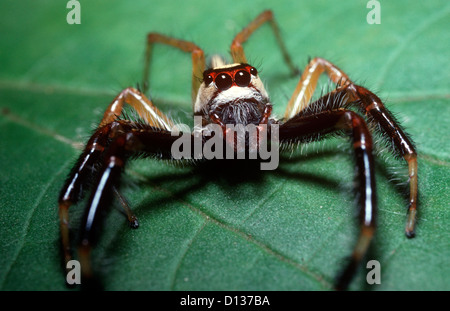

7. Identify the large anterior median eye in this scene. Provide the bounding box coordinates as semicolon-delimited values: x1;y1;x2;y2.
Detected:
235;70;251;87
215;73;233;91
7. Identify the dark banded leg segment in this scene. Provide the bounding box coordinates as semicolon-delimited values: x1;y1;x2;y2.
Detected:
280;109;376;290
78;136;127;279
285;58;418;237
343;84;418;237
74;123;183;280
282;57;417;237
58;125;111;265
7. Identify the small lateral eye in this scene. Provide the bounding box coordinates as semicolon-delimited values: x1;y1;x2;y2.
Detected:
235;70;251;87
215;73;233;90
250;66;258;76
203;74;213;86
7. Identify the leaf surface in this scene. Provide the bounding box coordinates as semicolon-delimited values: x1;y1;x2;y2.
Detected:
0;0;448;290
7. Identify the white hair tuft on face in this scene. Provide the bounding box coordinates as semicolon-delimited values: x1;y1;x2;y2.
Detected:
209;55;227;68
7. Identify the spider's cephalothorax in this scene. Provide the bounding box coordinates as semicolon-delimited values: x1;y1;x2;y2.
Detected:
193;57;274;153
194;58;271;128
58;10;419;290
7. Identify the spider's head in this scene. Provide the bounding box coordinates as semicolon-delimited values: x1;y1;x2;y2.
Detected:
194;60;270;127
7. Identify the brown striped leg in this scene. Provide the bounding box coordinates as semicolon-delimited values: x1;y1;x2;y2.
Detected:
284;57;352;119
342;84;418;237
230;10;298;75
280;108;376;290
143;33;206;106
284;56;418;237
99;87;174;130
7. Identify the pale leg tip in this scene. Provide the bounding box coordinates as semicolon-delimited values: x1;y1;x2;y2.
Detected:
405;208;417;239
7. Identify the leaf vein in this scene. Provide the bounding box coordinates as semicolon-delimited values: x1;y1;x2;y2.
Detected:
0;158;73;289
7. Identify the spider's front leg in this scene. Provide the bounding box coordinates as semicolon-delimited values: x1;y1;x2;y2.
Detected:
279;106;377;290
75;122;180;278
285;57;418;237
58;123;112;265
344;84;418;237
58;87;178;279
60;119;185;280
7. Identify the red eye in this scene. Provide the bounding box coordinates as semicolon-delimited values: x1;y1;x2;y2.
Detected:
215;73;233;90
235;70;251;87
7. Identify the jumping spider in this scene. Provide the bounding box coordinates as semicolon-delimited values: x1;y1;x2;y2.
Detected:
58;10;418;290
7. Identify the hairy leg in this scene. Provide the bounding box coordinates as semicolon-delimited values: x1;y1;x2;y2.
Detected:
280;107;376;290
284;57;418;237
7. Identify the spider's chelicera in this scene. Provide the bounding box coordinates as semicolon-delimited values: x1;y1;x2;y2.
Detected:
58;10;419;290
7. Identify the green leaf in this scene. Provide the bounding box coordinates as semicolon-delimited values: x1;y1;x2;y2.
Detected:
0;0;448;291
